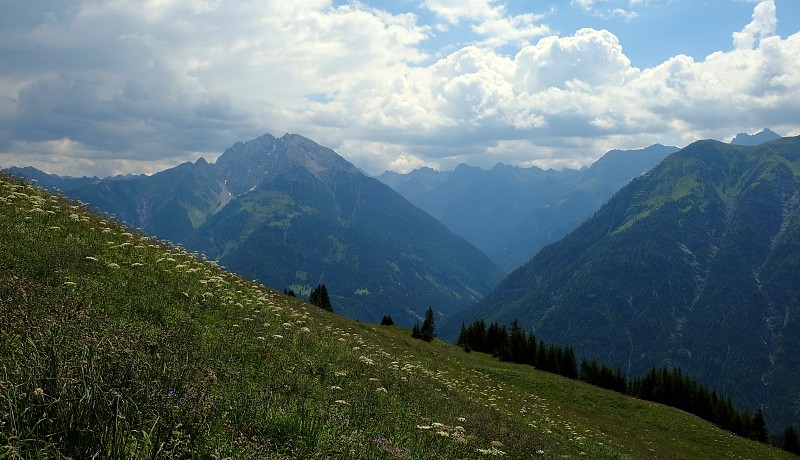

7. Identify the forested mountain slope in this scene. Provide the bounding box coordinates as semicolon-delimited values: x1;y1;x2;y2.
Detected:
456;136;800;431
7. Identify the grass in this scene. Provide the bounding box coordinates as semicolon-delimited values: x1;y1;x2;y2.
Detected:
0;173;793;459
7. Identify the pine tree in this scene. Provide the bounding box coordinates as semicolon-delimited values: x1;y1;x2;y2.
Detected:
783;425;799;454
509;319;528;364
750;407;769;443
560;346;578;379
380;314;394;326
309;284;333;312
411;322;422;339
420;307;435;342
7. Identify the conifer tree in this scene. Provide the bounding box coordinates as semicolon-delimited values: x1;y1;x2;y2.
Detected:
783;425;799;454
380;314;394;326
309;284;333;312
509;319;528;364
420;307;435;342
750;407;769;443
411;322;422;339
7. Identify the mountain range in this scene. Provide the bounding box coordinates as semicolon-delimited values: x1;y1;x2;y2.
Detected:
377;144;679;271
8;134;503;326
10;128;800;432
451;135;800;431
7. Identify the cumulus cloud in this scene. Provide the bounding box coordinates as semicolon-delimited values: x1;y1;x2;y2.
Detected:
733;0;777;49
571;0;640;21
422;0;550;47
0;0;798;176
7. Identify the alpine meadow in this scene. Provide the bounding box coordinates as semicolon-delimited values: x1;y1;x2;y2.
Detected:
3;0;800;458
0;172;794;458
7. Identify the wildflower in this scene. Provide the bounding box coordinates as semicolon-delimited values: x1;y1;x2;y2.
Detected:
256;337;266;341
300;327;311;333
85;256;98;261
436;431;449;437
334;400;349;405
272;334;284;339
329;385;342;391
416;425;432;430
457;417;466;422
106;263;120;269
536;450;545;455
376;387;387;393
64;281;77;287
32;388;44;397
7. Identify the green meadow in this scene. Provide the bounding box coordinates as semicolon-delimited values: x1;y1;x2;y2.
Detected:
0;173;791;458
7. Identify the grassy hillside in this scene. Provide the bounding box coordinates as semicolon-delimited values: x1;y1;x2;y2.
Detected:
0;174;791;459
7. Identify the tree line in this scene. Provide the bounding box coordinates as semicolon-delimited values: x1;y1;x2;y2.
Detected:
457;318;800;454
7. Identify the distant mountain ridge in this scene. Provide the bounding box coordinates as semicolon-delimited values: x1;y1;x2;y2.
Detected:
8;133;504;326
378;144;679;271
451;135;800;431
730;128;781;146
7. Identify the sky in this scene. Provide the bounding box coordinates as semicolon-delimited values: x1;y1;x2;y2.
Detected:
1;0;799;177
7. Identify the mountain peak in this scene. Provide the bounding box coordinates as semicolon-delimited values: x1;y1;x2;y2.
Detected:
730;128;781;146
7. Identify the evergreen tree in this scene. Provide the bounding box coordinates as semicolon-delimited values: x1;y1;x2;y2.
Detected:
420;307;435;342
283;288;296;297
309;284;333;312
411;322;422;339
380;314;394;326
560;346;578;379
750;407;769;443
783;425;799;454
526;332;538;366
509;319;528;364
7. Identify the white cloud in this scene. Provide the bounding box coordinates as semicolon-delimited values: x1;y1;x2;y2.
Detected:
733;0;777;49
422;0;550;48
422;0;501;24
0;0;798;177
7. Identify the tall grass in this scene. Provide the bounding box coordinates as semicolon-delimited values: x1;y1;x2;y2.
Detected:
0;173;793;459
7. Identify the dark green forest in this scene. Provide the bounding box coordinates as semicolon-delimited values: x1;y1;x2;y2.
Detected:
457;318;800;455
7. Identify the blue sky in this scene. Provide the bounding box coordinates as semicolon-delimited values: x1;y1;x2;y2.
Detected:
1;0;799;176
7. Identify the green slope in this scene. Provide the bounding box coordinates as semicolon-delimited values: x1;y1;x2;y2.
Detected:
456;136;800;432
0;173;792;459
16;133;504;328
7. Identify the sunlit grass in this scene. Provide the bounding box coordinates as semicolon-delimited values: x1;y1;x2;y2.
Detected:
0;174;793;459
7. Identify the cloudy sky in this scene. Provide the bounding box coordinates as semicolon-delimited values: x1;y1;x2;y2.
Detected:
1;0;799;177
